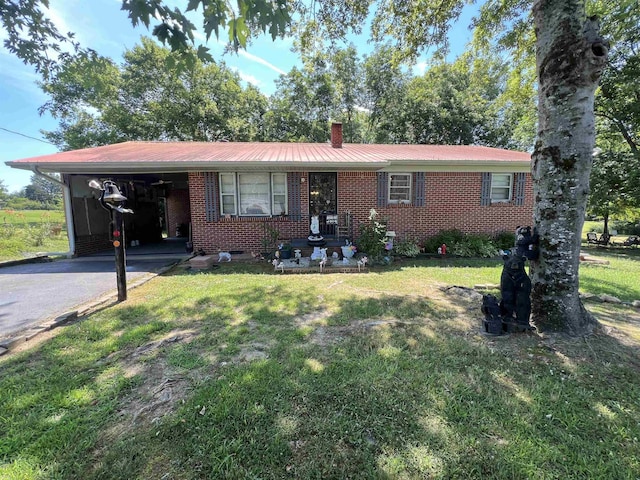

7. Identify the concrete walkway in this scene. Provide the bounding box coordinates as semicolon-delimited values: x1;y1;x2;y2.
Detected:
0;250;189;340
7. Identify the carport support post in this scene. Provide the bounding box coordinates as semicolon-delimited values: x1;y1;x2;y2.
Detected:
113;210;127;302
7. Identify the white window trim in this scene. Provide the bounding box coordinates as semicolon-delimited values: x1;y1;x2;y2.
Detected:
490;173;513;203
219;172;237;215
219;172;288;217
388;173;412;204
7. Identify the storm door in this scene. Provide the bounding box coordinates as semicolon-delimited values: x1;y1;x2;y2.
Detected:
308;172;338;236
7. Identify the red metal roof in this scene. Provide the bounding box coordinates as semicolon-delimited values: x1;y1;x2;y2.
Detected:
7;141;531;172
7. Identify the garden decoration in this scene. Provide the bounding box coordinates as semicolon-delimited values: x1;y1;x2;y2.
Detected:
341;240;356;259
500;253;534;332
481;294;503;335
217;251;231;262
481;225;538;335
308;213;325;246
515;226;539;260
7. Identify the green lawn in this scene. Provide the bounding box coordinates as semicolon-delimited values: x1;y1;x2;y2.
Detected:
1;259;639;479
0;209;68;261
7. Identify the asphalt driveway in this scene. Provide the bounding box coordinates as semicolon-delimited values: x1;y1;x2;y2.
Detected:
0;255;185;339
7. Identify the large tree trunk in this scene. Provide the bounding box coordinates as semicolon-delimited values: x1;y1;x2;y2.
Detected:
530;0;608;335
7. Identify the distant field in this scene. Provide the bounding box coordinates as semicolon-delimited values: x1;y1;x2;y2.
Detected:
0;209;65;225
0;209;68;262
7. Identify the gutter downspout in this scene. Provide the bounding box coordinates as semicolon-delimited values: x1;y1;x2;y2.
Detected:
33;167;75;258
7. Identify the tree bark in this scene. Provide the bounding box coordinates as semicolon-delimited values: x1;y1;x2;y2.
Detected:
530;0;608;335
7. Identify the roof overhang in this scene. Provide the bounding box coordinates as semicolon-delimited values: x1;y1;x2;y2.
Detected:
7;158;532;175
6;160;392;174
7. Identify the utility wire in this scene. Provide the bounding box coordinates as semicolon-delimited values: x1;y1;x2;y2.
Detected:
0;127;56;145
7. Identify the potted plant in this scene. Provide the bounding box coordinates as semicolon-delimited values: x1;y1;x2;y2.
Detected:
279;242;292;259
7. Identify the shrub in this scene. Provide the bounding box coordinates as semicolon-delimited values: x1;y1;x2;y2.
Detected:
422;229;465;254
356;209;388;260
423;230;498;258
5;197;45;210
493;230;516;250
611;221;640;236
393;236;421;257
25;222;53;247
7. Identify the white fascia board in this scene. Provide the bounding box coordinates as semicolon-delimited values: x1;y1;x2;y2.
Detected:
381;160;532;173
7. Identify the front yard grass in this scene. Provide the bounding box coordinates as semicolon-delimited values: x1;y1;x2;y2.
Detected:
1;258;639;479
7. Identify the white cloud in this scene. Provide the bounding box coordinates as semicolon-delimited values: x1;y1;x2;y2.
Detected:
354;105;371;114
413;61;428;76
237;48;286;75
45;1;86;54
0;55;46;98
204;37;287;76
230;67;261;87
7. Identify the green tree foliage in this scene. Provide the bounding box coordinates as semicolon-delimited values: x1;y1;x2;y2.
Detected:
404;54;522;147
40;38;268;149
329;45;365;143
22;173;61;207
1;0;291;77
362;45;410;144
593;0;639;153
0;0;82;79
0;179;8;208
263;67;322;142
588;150;640;233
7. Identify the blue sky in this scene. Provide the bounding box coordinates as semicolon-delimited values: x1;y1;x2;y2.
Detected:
1;0;476;193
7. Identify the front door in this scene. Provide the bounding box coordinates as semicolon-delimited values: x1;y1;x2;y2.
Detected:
309;172;337;235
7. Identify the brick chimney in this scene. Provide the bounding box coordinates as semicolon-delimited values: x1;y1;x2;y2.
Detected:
331;122;343;148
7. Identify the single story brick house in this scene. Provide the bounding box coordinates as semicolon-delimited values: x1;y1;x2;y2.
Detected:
7;124;533;256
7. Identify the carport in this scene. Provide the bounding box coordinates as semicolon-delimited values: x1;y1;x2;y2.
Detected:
67;172;190;256
7;143;193;257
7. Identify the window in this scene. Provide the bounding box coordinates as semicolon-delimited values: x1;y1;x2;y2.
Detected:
219;173;237;215
491;173;513;202
271;173;287;215
219;173;288;216
388;173;412;204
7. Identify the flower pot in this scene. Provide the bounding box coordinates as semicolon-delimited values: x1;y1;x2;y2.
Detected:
280;249;292;259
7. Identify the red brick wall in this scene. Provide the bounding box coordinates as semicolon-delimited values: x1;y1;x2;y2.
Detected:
188;171;534;254
189;172;311;253
338;171;534;240
75;234;112;256
166;188;191;238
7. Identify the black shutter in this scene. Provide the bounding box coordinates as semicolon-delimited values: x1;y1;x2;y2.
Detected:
288;172;302;221
413;172;425;206
377;172;389;207
514;173;526;206
204;172;219;222
481;172;492;206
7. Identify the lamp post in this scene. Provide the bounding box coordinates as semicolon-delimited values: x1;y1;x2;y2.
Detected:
89;179;134;302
